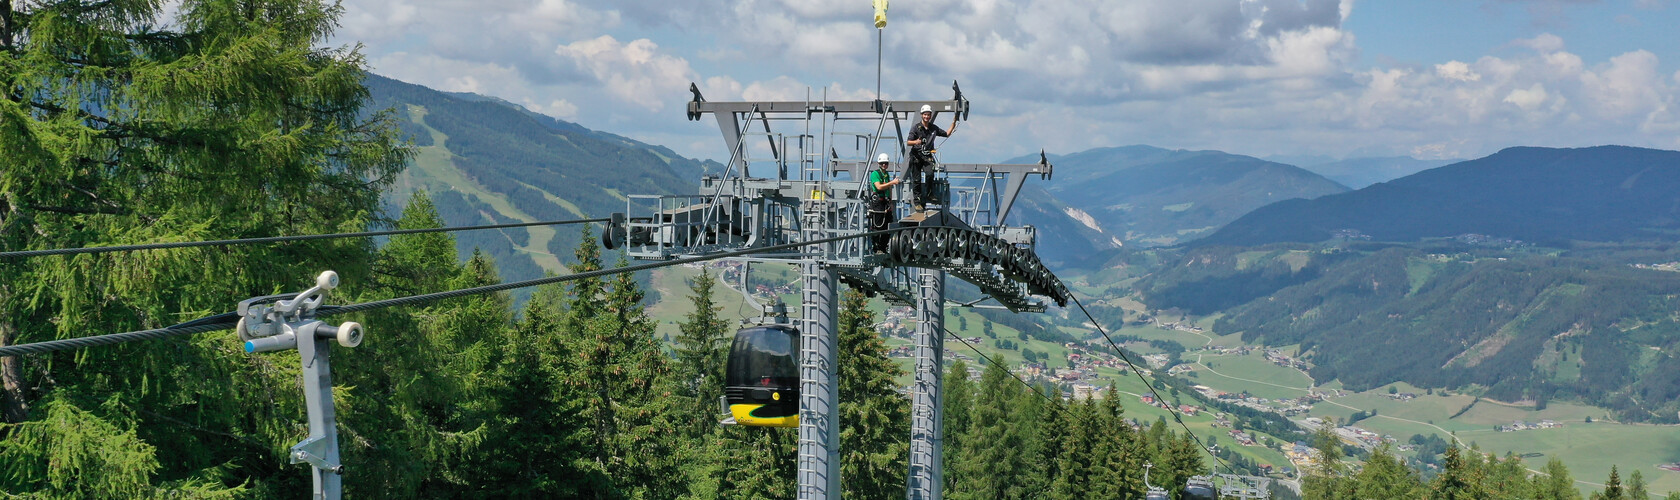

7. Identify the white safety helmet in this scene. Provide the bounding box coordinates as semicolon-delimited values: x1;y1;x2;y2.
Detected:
876;153;890;163
918;104;933;114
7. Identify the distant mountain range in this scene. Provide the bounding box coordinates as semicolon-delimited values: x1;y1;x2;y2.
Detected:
1007;145;1348;252
1198;146;1680;247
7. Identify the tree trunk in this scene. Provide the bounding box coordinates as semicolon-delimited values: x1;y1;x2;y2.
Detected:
1;0;13;53
0;319;29;423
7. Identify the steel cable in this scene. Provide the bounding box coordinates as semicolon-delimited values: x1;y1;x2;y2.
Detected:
1058;285;1238;475
0;218;610;259
0;313;242;357
0;227;920;358
941;326;1061;408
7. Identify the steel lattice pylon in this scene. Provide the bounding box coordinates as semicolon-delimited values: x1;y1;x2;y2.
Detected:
606;84;1057;500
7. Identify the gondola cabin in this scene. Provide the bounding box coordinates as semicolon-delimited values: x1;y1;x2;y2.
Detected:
1184;477;1218;500
725;325;801;427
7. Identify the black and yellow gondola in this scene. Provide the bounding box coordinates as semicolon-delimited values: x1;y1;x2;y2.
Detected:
724;325;800;427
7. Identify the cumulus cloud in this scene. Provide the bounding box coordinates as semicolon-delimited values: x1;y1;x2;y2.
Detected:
1504;83;1550;111
1437;61;1482;82
556;36;698;112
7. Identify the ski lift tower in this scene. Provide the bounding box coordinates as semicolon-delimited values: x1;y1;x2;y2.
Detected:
605;83;1068;500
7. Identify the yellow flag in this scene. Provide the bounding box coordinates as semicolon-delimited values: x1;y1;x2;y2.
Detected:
873;0;888;28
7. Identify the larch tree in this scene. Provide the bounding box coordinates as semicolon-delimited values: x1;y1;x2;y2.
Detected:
1352;445;1423;500
1485;453;1538;499
1627;469;1649;500
0;0;406;494
1533;458;1584;500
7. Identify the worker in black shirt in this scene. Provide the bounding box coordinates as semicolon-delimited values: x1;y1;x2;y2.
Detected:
905;104;958;212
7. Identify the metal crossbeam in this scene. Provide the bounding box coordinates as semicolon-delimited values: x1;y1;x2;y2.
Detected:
690;100;968;118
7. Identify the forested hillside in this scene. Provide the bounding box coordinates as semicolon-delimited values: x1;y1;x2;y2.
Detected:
364;74;712;282
1136;244;1680;423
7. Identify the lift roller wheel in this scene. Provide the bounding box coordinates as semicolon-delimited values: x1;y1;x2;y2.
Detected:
335;322;364;348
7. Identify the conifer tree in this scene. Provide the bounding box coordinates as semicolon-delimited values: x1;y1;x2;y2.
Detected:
417;251;516;493
1592;466;1625;500
1147;418;1172;453
1301;427;1353;500
0;0;407;493
1352;445;1423;500
1034;387;1068;496
1431;446;1489;500
1009;382;1051;496
687;426;796;499
1533;458;1584;500
1627;469;1649;500
673;269;732;439
590;254;684;499
1093;388;1146;499
1049;397;1099;500
1156;430;1208;499
334;194;474;495
942;358;974;493
473;282;597;497
836;289;909;499
1486;453;1538;499
949;355;1030;500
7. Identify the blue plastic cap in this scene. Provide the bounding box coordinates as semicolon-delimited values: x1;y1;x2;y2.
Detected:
244;341;256;353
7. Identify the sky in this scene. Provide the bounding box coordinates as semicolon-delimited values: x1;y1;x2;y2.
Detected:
330;0;1680;164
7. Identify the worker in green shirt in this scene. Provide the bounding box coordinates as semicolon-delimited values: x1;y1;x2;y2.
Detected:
868;153;901;253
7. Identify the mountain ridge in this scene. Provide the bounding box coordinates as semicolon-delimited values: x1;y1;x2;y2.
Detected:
1196;145;1680;247
1004;145;1349;250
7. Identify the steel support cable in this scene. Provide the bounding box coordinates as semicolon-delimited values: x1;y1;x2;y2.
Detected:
940;327;1061;409
1058;285;1238;475
0;218;611;259
0;227;920;358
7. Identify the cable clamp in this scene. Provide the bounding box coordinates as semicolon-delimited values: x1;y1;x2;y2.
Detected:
236;271;364;352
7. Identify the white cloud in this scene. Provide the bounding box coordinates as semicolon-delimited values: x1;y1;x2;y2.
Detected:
1504;83;1549;111
1516;33;1566;53
556;36;698;112
336;0;1680;163
1578;50;1666;119
526;99;580;119
1437;61;1482;82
